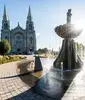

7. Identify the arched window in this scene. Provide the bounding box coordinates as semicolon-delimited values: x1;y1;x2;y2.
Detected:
4;23;8;29
15;34;23;46
29;24;32;30
16;35;21;39
30;37;32;44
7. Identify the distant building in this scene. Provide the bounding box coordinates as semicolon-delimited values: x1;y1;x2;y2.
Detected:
1;5;36;54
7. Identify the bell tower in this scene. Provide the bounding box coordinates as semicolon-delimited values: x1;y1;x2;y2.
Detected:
1;5;10;42
26;6;34;31
26;6;36;54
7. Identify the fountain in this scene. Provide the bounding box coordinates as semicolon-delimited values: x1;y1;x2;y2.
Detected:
32;9;83;99
54;9;83;70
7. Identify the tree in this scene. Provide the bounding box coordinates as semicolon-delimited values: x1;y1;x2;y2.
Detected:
37;48;48;54
75;42;85;57
0;40;11;55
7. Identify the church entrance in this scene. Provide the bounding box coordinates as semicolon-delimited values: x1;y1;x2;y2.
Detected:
17;48;20;52
17;48;21;54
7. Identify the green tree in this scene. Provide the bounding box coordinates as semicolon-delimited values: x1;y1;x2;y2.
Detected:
75;42;85;57
37;48;48;54
0;40;11;55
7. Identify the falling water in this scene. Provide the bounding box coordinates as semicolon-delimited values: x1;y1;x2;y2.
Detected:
61;62;63;80
41;50;54;75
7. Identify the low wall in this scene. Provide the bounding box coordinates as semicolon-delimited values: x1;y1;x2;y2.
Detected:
0;55;35;78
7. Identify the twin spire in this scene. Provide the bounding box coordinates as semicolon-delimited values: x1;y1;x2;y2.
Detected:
3;5;32;22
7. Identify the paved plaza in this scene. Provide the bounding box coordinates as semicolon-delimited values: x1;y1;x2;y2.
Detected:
0;56;55;100
0;56;85;100
0;74;55;100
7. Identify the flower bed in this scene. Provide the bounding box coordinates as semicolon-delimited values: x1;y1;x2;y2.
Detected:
0;55;26;64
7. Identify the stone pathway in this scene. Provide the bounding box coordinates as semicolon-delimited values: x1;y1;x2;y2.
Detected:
0;74;55;100
0;55;34;78
1;55;85;100
0;56;55;100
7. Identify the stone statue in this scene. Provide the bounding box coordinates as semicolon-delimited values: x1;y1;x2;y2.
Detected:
67;9;72;23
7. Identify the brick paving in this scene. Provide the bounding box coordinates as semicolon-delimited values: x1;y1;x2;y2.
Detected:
1;56;85;100
0;55;35;78
0;73;55;100
0;56;55;100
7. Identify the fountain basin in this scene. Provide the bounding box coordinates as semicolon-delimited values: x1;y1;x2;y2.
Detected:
55;24;82;38
50;67;81;80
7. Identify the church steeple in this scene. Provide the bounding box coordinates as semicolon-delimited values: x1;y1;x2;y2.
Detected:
3;5;8;21
26;6;34;30
26;6;36;54
1;5;10;42
27;6;32;22
2;5;10;30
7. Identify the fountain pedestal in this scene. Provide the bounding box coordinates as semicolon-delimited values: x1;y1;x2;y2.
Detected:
54;9;83;69
54;38;82;69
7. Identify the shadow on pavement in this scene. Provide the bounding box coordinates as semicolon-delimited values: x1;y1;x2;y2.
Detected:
7;57;81;100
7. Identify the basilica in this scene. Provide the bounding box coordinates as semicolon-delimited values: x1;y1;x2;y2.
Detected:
1;6;36;54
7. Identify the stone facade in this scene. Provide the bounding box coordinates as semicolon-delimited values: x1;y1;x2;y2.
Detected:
1;5;36;54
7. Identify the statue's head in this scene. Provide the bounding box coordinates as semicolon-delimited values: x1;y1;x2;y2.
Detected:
68;9;71;12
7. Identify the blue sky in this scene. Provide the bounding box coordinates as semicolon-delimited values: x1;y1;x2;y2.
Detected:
0;0;85;51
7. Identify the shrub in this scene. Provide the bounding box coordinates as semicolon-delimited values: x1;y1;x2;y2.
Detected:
0;55;25;64
0;40;11;55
